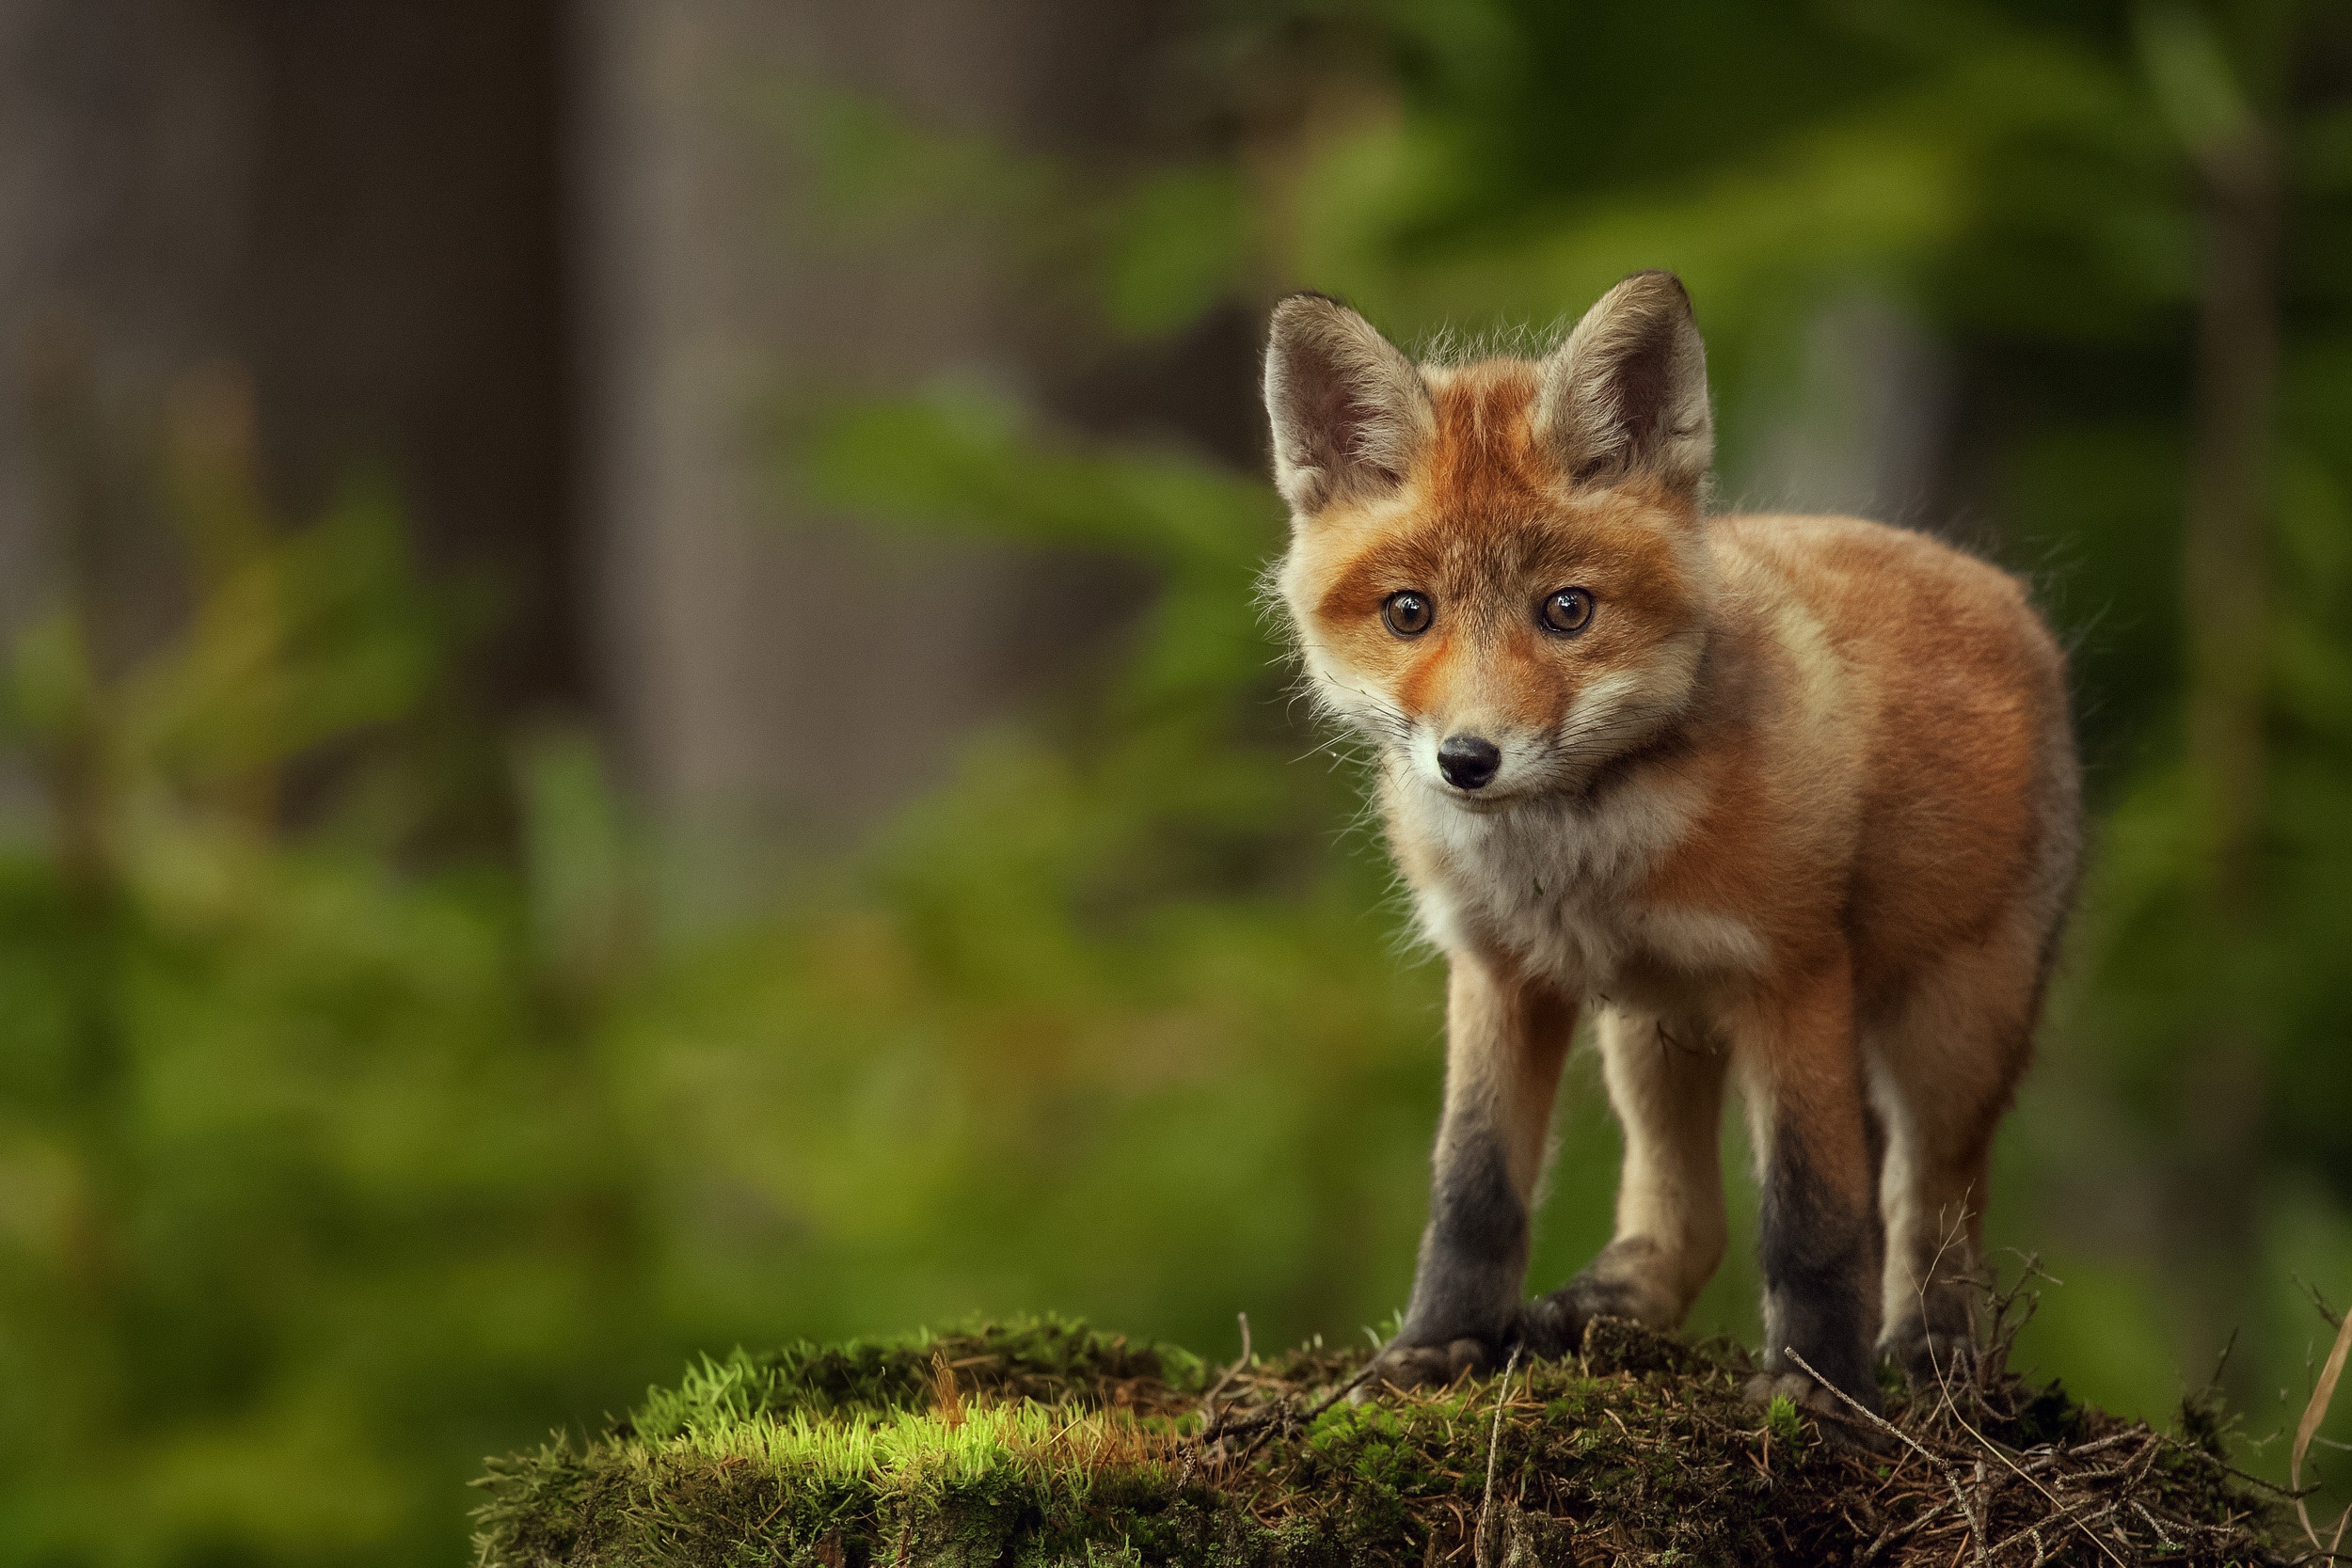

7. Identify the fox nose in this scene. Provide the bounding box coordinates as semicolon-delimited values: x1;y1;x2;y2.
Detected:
1438;735;1502;790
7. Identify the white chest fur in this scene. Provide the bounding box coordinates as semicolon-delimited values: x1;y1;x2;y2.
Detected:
1394;766;1766;1008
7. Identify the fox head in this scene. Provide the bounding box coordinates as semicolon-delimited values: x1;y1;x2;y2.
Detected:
1264;271;1718;807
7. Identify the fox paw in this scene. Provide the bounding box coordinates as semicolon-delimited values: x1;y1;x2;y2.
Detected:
1520;1244;1682;1359
1519;1277;1653;1359
1352;1336;1497;1401
1881;1315;1979;1393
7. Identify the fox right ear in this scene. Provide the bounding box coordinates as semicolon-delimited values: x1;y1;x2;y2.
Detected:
1263;293;1432;517
1536;270;1712;494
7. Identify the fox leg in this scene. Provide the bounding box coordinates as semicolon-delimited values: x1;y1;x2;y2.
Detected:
1521;1009;1727;1356
1737;950;1883;1413
1871;927;2040;1386
1874;1085;1992;1391
1371;956;1575;1389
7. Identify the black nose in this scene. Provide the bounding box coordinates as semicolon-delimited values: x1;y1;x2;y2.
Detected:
1438;734;1502;790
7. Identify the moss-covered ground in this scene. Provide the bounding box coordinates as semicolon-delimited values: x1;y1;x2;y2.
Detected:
472;1316;2297;1566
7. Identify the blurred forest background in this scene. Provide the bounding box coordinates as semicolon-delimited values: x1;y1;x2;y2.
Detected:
2;1;2350;1563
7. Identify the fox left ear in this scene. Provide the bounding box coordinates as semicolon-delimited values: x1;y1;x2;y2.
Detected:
1535;270;1712;494
1263;293;1433;518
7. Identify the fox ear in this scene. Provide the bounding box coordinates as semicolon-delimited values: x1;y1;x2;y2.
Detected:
1535;270;1712;493
1263;293;1432;516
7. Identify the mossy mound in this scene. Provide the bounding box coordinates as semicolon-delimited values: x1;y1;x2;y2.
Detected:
473;1317;2294;1566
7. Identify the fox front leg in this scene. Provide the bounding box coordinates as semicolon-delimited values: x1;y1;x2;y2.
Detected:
1734;954;1884;1416
1370;958;1574;1391
1521;1009;1729;1356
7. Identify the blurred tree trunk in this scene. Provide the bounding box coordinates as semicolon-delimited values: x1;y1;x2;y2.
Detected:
574;0;1242;895
2181;93;2276;948
0;0;583;730
2161;5;2282;1400
236;1;583;717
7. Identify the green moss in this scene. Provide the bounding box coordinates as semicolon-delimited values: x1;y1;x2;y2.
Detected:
473;1317;2292;1567
629;1318;1206;1438
1764;1393;1804;1447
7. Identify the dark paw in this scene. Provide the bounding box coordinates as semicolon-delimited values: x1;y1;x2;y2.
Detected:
1882;1316;1978;1393
1519;1263;1669;1360
1352;1336;1497;1401
1515;1292;1586;1360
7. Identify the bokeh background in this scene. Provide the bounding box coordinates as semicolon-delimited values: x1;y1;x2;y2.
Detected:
2;1;2350;1562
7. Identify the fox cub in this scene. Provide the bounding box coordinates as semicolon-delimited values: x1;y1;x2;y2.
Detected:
1263;273;2079;1411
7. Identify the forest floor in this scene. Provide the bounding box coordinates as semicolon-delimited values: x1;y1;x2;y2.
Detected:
472;1309;2310;1566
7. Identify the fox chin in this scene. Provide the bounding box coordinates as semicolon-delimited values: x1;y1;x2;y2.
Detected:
1263;272;2080;1415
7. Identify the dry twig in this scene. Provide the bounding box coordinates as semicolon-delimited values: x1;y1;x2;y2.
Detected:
1474;1348;1522;1568
2293;1299;2352;1561
1783;1347;1988;1567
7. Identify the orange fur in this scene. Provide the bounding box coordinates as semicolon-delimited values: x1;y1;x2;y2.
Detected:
1265;277;2079;1401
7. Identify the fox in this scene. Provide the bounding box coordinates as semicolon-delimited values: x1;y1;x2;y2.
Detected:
1262;271;2080;1413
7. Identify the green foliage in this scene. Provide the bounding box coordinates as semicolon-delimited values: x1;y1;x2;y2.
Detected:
0;471;643;1566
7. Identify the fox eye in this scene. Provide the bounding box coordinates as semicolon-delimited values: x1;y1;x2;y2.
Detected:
1540;588;1596;636
1381;591;1434;638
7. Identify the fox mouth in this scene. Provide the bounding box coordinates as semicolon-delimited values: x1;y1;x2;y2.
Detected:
1416;764;1540;809
1442;789;1522;812
1408;747;1590;809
